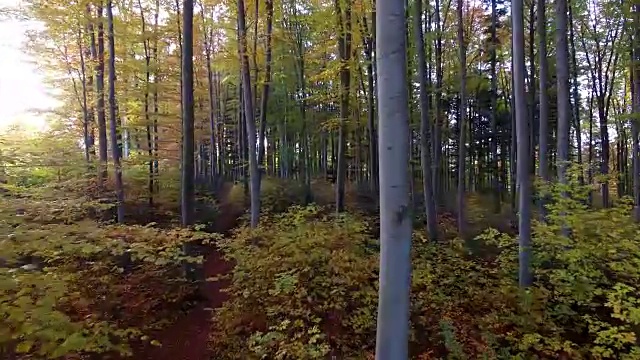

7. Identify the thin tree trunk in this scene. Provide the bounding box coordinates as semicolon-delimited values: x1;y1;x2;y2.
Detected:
181;0;195;227
85;5;96;163
414;0;437;240
96;3;108;186
513;0;532;287
152;0;160;192
568;1;582;184
633;4;640;221
433;0;443;206
77;28;91;166
456;0;467;234
238;0;261;227
202;6;218;184
335;0;352;213
490;0;500;213
106;0;124;223
556;0;571;188
528;0;536;175
538;0;549;219
138;0;154;207
257;0;274;169
362;13;378;194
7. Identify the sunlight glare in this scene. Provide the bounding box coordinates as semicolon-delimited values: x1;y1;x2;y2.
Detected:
0;0;59;134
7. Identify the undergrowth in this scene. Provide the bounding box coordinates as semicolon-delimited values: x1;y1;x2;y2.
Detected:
212;176;640;359
0;180;213;358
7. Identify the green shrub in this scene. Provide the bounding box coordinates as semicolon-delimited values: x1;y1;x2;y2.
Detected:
228;177;308;215
475;175;640;359
0;184;209;358
211;205;378;359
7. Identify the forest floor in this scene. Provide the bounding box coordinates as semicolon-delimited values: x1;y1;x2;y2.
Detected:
128;182;240;360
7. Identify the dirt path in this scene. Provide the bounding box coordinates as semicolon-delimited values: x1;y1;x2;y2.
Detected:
128;183;240;360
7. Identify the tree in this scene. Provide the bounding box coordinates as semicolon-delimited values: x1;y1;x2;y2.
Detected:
181;0;195;228
556;0;571;190
414;0;437;240
106;0;124;223
490;0;500;214
538;0;550;220
96;3;108;185
374;0;413;357
456;0;467;234
238;0;261;227
335;0;352;213
512;0;532;287
633;2;640;221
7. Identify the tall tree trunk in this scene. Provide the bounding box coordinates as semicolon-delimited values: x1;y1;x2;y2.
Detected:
510;67;517;211
633;3;640;221
490;0;500;213
202;6;218;184
77;28;91;166
181;0;195;228
528;0;536;175
152;0;160;192
138;0;154;207
374;0;412;355
556;0;571;190
335;0;352;213
257;0;274;169
238;0;261;227
537;0;549;219
568;1;582;184
96;4;108;186
588;93;594;205
456;0;467;234
433;0;443;206
106;0;124;223
414;0;437;241
362;12;378;194
513;0;532;287
85;5;97;163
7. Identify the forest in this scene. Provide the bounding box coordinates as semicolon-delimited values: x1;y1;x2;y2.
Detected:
1;0;640;357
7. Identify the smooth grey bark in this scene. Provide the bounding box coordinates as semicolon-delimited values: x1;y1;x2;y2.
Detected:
181;0;195;228
588;93;594;205
361;12;378;194
510;67;517;211
537;0;549;219
374;0;412;355
152;0;160;191
568;1;582;185
414;0;437;241
137;0;154;206
257;0;274;170
85;5;97;163
77;28;91;166
512;0;532;287
238;0;261;227
335;0;351;213
456;0;467;234
490;0;500;213
633;4;640;221
106;0;124;223
528;0;536;175
433;0;443;206
96;4;108;186
202;8;218;184
556;0;571;189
